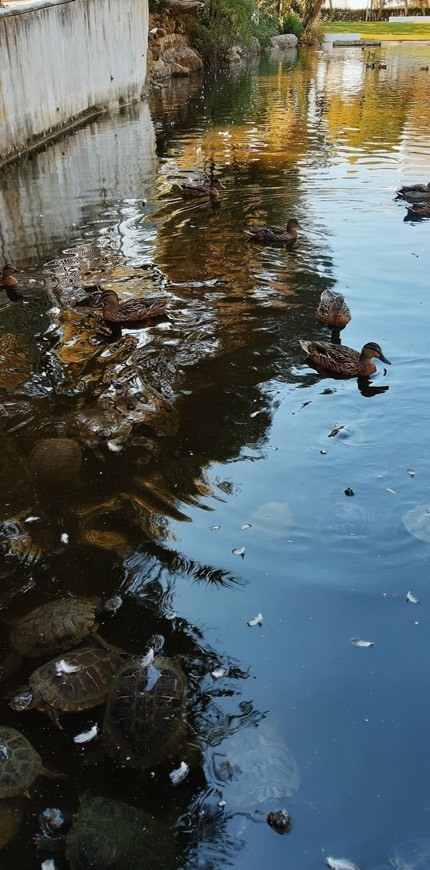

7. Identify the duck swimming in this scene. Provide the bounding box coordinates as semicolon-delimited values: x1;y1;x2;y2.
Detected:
405;201;430;219
246;218;300;247
316;289;351;334
299;340;391;377
1;265;20;289
177;179;224;199
100;290;169;324
396;182;430;202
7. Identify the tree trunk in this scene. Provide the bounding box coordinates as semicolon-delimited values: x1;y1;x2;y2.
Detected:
302;0;324;29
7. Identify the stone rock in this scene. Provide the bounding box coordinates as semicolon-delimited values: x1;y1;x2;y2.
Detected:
270;34;298;50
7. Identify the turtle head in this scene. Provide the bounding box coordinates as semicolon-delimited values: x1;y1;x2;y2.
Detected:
7;685;37;712
96;595;123;619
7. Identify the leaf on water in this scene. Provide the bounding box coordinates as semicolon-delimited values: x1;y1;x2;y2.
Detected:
406;590;419;604
55;659;82;676
169;761;189;785
60;533;69;544
407;469;416;477
326;858;360;870
24;516;40;523
350;637;374;648
320;450;327;455
240;523;252;530
211;666;227;679
328;425;345;438
209;524;221;531
41;861;58;870
344;487;355;497
402;503;430;543
386;488;397;495
247;612;263;627
232;546;246;557
250;410;262;418
73;724;99;744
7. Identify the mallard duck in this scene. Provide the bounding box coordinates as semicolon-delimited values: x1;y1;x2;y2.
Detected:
299;340;391;377
1;264;20;289
100;290;169;324
246;218;300;246
316;289;351;333
406;201;430;219
396;182;430;202
177;179;224;199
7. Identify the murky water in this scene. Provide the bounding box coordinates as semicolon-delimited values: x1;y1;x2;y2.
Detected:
1;42;430;868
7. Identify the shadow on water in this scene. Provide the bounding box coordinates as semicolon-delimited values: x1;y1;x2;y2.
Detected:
0;41;430;868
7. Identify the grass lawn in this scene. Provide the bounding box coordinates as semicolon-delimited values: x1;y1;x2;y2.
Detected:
323;20;430;39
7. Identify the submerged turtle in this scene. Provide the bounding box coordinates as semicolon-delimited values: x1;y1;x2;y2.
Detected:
102;650;188;770
37;794;175;870
28;437;82;486
0;726;63;798
8;645;123;728
8;595;122;659
208;721;300;828
0;797;26;849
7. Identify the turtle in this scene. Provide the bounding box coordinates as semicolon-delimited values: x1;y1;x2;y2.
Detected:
0;726;63;798
207;720;300;832
0;796;26;849
37;794;175;870
8;594;122;659
8;645;124;728
28;437;83;487
102;651;188;770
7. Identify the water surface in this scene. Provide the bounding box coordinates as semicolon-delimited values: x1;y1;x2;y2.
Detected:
1;42;430;869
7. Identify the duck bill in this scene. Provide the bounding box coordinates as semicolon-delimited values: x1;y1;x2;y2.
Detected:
380;353;391;365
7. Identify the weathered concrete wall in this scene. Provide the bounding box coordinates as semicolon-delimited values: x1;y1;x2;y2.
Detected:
0;0;149;163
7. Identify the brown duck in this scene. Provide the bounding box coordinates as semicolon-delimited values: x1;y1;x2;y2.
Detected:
100;290;169;324
396;181;430;202
177;179;224;199
246;218;300;246
299;340;391;377
317;289;351;333
406;201;430;219
1;265;20;289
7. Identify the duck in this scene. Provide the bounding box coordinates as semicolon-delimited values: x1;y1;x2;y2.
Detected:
177;179;224;199
420;65;429;71
1;264;20;289
406;201;430;219
246;218;301;246
396;181;430;202
100;290;169;324
299;340;391;377
316;289;351;334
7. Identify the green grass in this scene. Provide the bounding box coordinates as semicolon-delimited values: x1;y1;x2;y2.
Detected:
323;20;430;39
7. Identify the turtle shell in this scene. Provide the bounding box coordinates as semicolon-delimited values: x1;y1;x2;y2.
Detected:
0;727;43;799
10;597;102;657
0;797;25;849
103;655;187;770
65;795;174;870
208;721;300;812
29;646;123;713
28;438;82;486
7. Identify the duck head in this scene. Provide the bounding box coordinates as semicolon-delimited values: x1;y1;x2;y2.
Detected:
360;342;391;365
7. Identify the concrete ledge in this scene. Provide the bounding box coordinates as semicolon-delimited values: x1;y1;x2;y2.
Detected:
0;0;149;162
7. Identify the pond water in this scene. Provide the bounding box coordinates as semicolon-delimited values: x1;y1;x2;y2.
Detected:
1;41;430;869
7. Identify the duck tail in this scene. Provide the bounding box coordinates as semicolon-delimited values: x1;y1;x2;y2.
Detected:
299;340;312;355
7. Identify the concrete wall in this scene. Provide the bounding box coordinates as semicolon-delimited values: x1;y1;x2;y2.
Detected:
0;0;149;163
